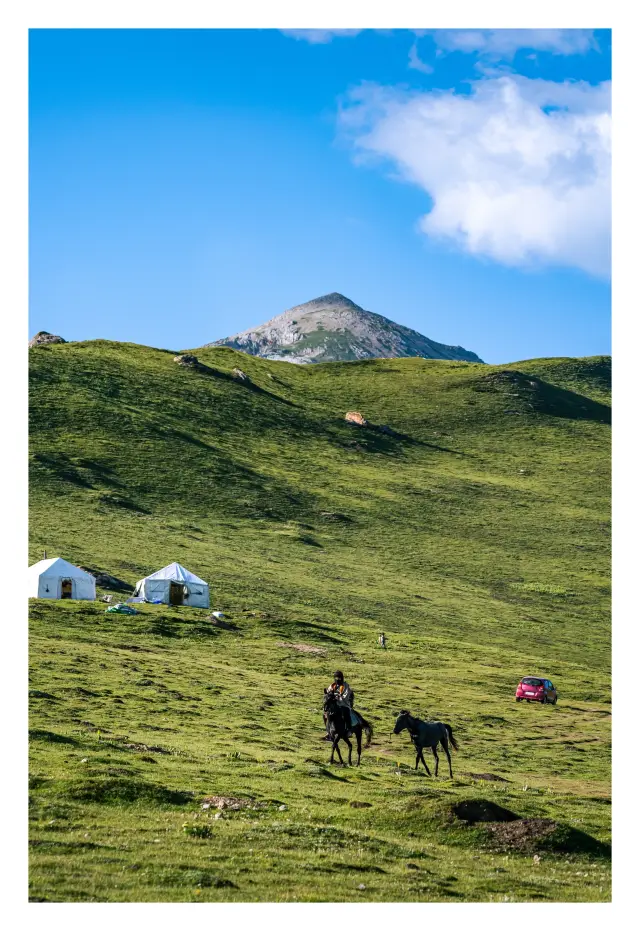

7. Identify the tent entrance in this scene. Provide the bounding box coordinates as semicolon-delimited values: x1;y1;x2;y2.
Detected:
169;582;184;606
61;579;73;599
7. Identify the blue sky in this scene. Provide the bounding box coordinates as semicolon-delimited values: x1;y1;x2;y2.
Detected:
29;28;611;364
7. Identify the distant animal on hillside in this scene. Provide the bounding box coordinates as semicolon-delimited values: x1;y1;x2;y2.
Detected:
393;710;459;778
323;689;373;766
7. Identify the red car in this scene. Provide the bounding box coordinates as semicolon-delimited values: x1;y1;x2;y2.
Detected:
515;676;557;704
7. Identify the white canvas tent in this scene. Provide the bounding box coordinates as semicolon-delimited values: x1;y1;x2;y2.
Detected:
134;562;210;608
28;557;96;601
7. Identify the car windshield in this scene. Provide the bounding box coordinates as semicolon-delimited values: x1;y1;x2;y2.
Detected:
522;677;543;686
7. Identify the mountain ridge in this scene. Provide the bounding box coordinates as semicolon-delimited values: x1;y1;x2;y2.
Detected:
207;292;483;364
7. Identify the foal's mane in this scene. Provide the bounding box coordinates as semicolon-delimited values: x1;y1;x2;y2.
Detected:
397;710;422;733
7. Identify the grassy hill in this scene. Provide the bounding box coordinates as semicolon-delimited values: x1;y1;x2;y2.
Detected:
28;341;611;902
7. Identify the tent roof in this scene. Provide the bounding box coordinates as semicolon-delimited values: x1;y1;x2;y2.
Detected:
140;562;208;585
28;557;95;580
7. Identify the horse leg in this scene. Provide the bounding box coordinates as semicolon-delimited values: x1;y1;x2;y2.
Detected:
431;746;439;777
419;749;432;776
344;736;353;766
415;749;421;770
356;728;362;766
441;737;453;778
331;735;344;765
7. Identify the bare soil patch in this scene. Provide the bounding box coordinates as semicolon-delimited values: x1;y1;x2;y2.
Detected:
277;641;327;655
451;799;611;858
484;818;557;850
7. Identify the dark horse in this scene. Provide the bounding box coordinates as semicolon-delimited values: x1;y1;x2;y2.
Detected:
393;710;459;777
323;689;373;766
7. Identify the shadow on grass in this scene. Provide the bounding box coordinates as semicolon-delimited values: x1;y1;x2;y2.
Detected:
485;819;612;859
146;616;184;639
180;360;298;408
31;453;95;489
306;764;347;780
29;729;78;746
29;839;115;852
29;690;59;701
158;866;237;888
31;452;131;493
65;776;193;805
447;798;611;860
336;424;471;459
541;823;611;858
146;614;224;640
266;617;345;646
473;370;611;424
98;493;150;515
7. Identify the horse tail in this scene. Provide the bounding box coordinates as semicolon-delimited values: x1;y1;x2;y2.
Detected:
361;718;373;748
445;724;459;751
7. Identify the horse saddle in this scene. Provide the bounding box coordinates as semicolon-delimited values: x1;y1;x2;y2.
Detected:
348;710;362;730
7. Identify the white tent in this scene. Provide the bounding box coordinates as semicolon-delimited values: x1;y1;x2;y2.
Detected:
28;557;96;601
134;562;210;608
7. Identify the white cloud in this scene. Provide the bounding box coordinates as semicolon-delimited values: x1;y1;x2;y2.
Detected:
431;29;598;58
280;29;362;44
340;76;611;277
408;41;433;74
280;28;598;57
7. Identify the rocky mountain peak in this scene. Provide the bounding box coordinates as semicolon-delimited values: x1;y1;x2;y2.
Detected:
206;294;483;365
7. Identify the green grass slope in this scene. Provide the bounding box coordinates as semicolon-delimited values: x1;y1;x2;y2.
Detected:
29;342;611;902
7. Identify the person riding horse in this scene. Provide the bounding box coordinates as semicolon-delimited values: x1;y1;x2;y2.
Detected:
323;672;374;765
323;670;362;738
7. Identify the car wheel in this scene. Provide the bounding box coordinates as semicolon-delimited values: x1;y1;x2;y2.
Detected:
552;697;557;705
516;698;523;702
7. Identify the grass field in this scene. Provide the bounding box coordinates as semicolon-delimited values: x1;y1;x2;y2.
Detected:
28;341;611;902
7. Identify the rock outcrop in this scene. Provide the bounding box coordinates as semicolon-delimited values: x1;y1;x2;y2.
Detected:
207;292;483;365
29;331;66;348
173;354;201;367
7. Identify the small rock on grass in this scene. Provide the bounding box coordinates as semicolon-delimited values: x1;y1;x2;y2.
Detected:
202;796;252;810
